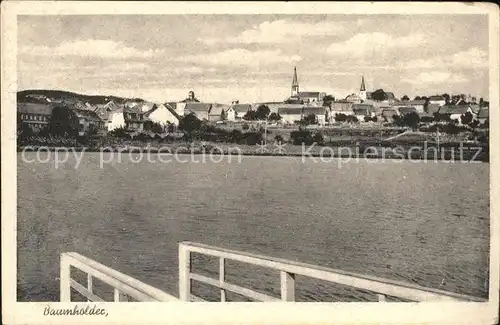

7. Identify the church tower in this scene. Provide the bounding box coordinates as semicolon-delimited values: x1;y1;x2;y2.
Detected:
291;66;299;97
359;76;367;101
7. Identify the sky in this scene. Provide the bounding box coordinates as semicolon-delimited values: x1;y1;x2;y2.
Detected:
18;14;489;104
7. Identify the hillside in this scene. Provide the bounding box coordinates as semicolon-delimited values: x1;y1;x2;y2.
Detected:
17;89;145;105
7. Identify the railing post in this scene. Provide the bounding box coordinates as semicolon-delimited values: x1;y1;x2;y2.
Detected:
114;288;128;302
219;257;226;302
179;243;191;301
280;271;295;301
87;274;93;302
60;253;71;302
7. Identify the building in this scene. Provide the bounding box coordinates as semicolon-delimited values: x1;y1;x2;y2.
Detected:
428;95;446;107
144;103;181;126
476;108;489;124
135;101;156;113
302;106;328;125
184;103;212;120
17;102;54;132
208;103;230;122
352;103;375;120
426;103;441;115
106;109;126;131
123;105;146;131
93;101;126;132
227;103;252;121
397;106;417;115
278;105;304;124
287;67;326;104
330;101;354;121
181;90;201;103
437;104;471;124
73;109;106;136
406;100;426;113
382;108;398;123
252;102;282;114
359;76;367;101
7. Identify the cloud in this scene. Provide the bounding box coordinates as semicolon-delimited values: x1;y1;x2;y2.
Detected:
176;48;301;67
400;47;488;70
20;39;164;59
327;32;425;57
203;19;345;44
402;71;469;85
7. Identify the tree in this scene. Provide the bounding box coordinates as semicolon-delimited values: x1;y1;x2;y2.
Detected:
394;112;420;129
322;95;335;107
268;112;282;121
242;123;250;130
313;132;324;145
460;111;473;126
290;129;313;145
334;113;348;122
243;110;257;121
401;95;410;101
255;105;270;120
442;93;451;104
345;115;359;123
178;113;202;133
371;89;388;101
220;109;227;121
414;96;421;100
48;105;79;137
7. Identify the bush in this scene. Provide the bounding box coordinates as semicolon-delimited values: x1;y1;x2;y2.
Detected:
274;134;284;143
241;132;263;145
242;123;250;130
345;115;359;123
335;113;348;122
313;132;324;145
290;129;313;145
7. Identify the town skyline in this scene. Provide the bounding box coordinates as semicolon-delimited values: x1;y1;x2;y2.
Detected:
18;14;489;103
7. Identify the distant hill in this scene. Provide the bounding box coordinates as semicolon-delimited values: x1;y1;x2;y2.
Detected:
17;89;145;105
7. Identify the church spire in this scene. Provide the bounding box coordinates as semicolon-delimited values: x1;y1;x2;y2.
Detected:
292;66;298;86
360;76;366;91
291;66;299;97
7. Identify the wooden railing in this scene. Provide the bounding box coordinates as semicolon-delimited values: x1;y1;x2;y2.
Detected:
179;241;486;302
60;252;178;302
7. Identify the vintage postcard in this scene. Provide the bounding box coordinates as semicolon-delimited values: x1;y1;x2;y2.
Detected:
1;1;499;325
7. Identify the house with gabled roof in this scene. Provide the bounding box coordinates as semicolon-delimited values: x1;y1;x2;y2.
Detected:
302;106;328;125
382;108;398;123
398;106;417;115
143;103;181;127
227;103;252;121
278;105;304;124
352;103;375;120
208;103;231;122
73;109;106;136
437;104;471;124
184;102;212;120
123;105;147;131
330;101;354;118
406;100;426;113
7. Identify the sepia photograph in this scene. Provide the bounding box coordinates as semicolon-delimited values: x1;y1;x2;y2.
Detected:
2;2;499;325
